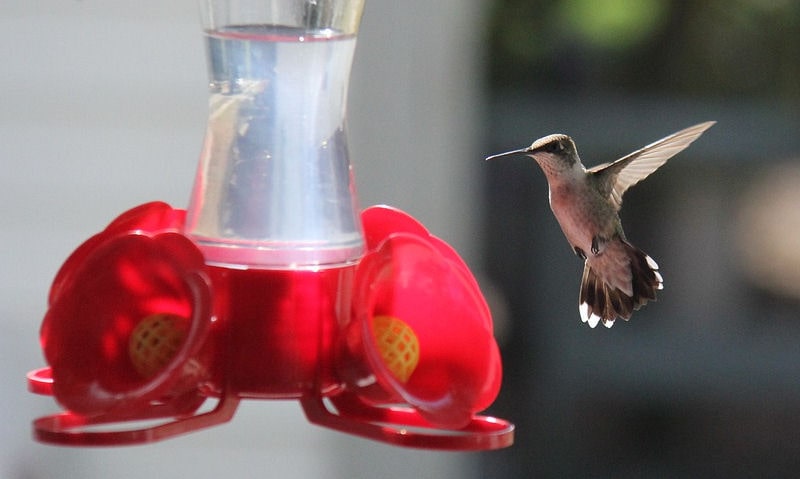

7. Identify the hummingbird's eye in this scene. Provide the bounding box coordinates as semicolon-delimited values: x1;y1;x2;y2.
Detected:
546;141;563;153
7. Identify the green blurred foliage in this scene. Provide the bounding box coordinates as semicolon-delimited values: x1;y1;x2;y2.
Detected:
487;0;800;102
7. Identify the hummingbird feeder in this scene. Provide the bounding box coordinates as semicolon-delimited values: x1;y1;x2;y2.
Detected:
26;0;514;451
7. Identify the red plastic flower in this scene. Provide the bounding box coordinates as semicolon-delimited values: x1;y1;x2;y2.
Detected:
343;205;502;429
41;202;213;418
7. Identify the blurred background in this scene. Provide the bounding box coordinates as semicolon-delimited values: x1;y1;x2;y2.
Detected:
2;0;800;477
480;1;800;477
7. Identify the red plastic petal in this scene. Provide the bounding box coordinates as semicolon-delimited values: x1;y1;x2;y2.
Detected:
361;205;429;251
49;202;186;305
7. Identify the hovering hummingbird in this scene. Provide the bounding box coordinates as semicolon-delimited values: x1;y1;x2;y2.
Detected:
486;121;715;328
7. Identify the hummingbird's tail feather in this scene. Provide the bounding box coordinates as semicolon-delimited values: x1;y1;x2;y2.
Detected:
579;241;663;328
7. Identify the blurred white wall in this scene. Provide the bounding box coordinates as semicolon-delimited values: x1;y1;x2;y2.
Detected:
0;0;488;477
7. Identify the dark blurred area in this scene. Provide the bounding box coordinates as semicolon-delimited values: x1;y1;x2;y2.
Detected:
479;0;800;477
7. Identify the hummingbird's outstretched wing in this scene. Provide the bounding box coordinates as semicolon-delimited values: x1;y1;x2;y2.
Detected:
588;121;715;210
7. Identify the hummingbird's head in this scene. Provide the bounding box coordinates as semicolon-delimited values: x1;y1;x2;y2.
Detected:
485;134;580;179
523;134;579;172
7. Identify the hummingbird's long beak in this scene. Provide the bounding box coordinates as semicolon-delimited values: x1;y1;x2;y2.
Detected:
484;148;529;161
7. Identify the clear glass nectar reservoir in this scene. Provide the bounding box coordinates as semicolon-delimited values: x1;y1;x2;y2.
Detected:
186;24;364;268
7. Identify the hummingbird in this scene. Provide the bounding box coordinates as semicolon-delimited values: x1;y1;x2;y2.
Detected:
486;121;715;328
